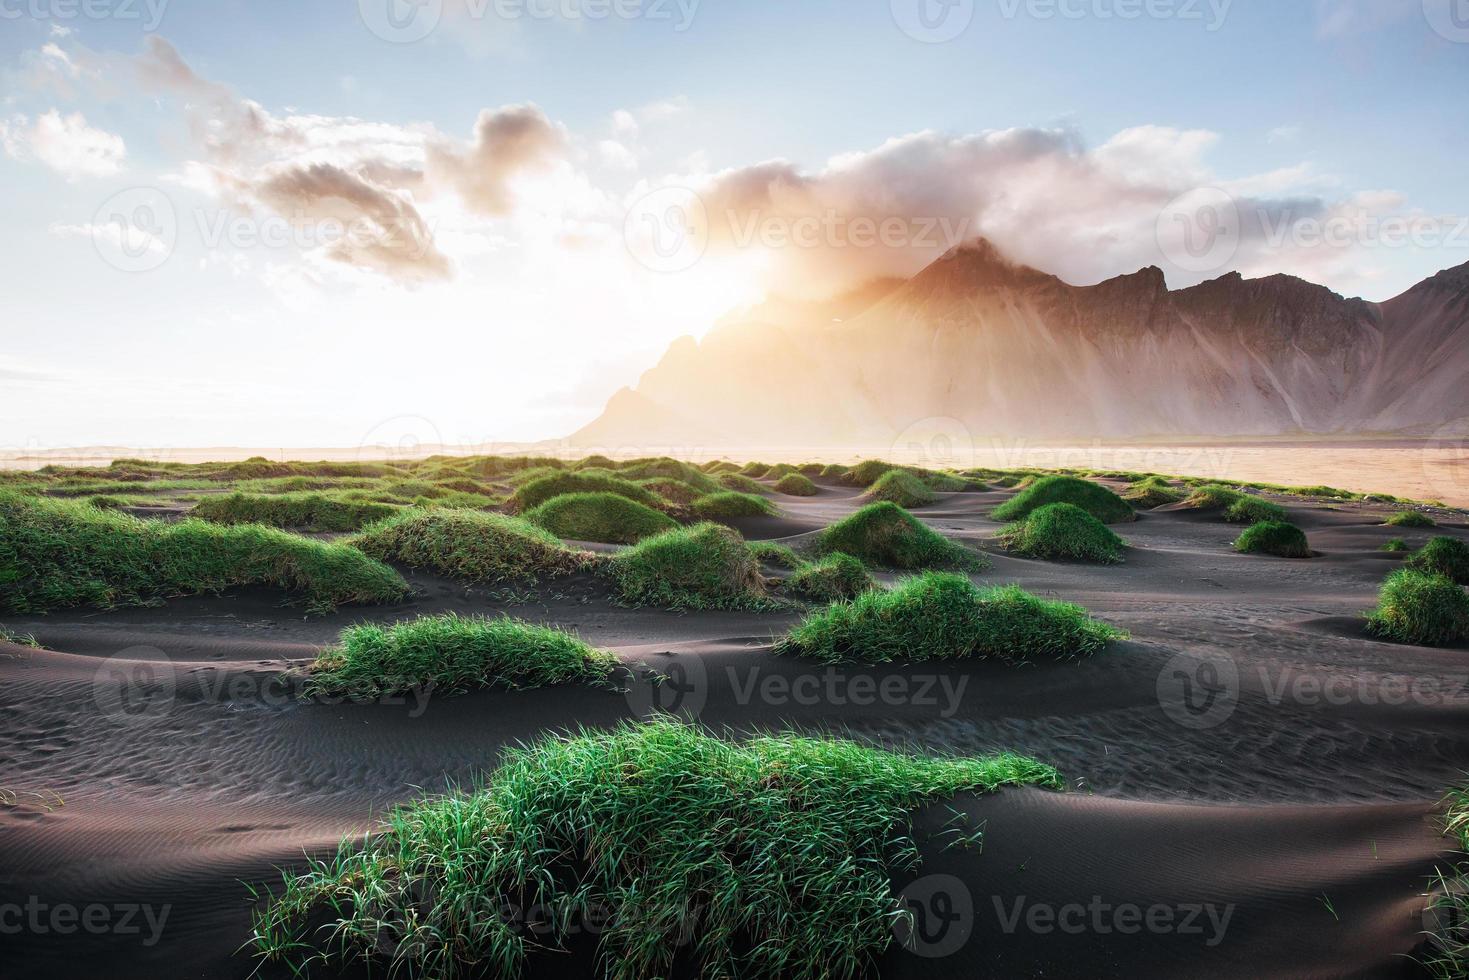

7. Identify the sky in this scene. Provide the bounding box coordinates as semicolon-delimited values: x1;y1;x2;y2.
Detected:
1;0;1466;452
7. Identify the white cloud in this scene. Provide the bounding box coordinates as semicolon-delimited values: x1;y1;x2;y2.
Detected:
1;109;125;179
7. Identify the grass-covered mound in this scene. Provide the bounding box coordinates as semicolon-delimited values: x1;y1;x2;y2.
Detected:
510;472;663;512
864;470;937;509
1233;521;1312;559
636;477;702;507
251;719;1060;980
524;492;677;545
820;463;848;478
0;491;408;614
784;553;873;603
1381;538;1410;553
740;462;772;478
817;502;986;571
617;458;721;494
1408;537;1469;585
1181;485;1288;524
306;613;616;697
774;473;819;497
991;476;1134;525
775;572;1126;665
1385;510;1436;528
351;509;588;584
1124;476;1184;509
192;491;400;532
842;459;898;487
999;503;1126;564
749;540;803;569
1365;569;1469;647
765;463;798;479
606;523;768;609
692;491;778;520
716;472;768;495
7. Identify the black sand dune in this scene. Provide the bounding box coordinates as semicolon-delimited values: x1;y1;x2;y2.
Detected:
3;482;1468;978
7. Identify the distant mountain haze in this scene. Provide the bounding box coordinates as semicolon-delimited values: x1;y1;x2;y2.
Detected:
570;240;1469;447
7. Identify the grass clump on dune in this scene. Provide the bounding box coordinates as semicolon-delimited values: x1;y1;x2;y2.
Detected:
1233;521;1312;559
784;553;874;603
251;718;1060;980
510;472;663;512
692;491;778;520
1365;569;1469;647
991;476;1134;525
775;572;1125;665
717;471;768;494
843;459;897;487
820;463;848;478
351;509;588;584
740;461;772;478
1182;485;1288;524
192;491;400;532
765;463;798;479
606;523;768;609
1408;537;1469;585
1381;538;1410;553
865;470;936;509
0;490;408;614
1124;476;1184;509
524;492;677;545
637;477;702;506
999;502;1126;564
774;473;819;497
618;458;721;493
749;540;804;569
817;502;986;571
306;613;615;697
1385;510;1436;528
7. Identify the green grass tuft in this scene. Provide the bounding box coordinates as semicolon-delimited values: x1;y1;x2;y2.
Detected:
510;472;664;512
999;502;1126;563
1124;476;1184;509
775;572;1125;665
784;553;875;603
192;491;400;532
819;463;848;478
774;473;819;497
842;459;898;487
740;461;772;478
1385;510;1436;528
525;492;678;545
1365;569;1469;646
816;502;986;571
1380;538;1410;553
749;540;804;569
864;470;937;509
306;613;616;697
1233;521;1312;558
1408;537;1469;585
0;490;407;614
351;509;588;584
991;476;1134;525
1183;484;1289;524
717;471;768;494
691;491;778;520
250;719;1060;980
606;523;769;609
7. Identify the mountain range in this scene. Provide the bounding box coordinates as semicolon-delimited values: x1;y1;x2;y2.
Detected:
570;240;1469;447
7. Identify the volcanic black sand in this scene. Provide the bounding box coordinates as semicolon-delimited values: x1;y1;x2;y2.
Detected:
3;477;1469;979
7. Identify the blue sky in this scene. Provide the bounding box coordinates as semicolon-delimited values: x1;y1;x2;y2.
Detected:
2;0;1466;449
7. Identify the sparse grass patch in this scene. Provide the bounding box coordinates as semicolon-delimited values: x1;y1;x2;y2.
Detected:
1124;477;1183;509
1387;510;1437;528
775;572;1125;664
865;470;937;509
1408;537;1469;585
525;492;678;545
774;473;819;497
691;491;778;520
250;718;1060;980
784;553;874;603
0;491;408;613
999;502;1126;564
1381;538;1410;553
991;476;1134;525
1233;521;1312;559
510;472;663;512
1423;785;1469;979
1365;569;1469;646
192;492;400;532
606;523;768;609
351;509;588;584
306;613;616;697
817;502;985;571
